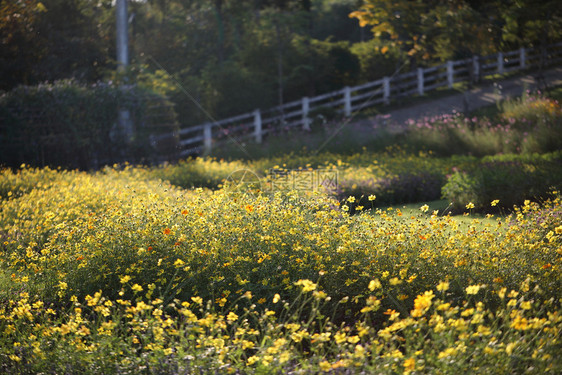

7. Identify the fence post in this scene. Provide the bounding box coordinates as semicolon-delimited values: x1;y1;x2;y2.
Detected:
417;68;424;95
497;52;504;74
520;47;526;69
343;87;352;117
301;97;311;130
204;122;212;153
254;109;262;143
472;55;480;83
383;77;390;104
447;61;454;88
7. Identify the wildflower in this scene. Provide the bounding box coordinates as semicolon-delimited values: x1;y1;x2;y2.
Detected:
319;361;332;372
404;357;416;373
491;199;500;206
437;281;449;292
411;291;434;317
226;312;238;323
191;296;203;305
273;293;280;303
438;347;457;359
347;196;356;203
295;279;317;292
368;194;376;201
465;285;481;295
466;202;475;209
506;342;517;355
383;309;400;321
247;356;259;366
420;204;429;213
131;284;143;293
174;258;185;268
163;228;171;235
368;279;381;291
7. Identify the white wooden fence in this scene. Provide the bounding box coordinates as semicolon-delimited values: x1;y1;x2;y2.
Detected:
163;43;562;156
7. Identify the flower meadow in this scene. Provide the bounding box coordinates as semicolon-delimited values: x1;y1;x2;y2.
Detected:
0;163;561;374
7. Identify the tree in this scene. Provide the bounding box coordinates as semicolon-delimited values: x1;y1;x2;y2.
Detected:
349;0;499;64
500;0;562;70
0;0;111;90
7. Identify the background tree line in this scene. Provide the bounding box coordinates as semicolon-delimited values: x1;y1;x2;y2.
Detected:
1;0;561;129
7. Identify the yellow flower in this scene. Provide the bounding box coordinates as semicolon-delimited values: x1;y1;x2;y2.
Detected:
465;284;481;295
191;296;203;305
466;202;475;209
247;356;259;366
295;279;317;292
506;342;516;355
226;311;238;323
319;361;332;372
368;279;381;291
397;294;408;301
131;284;143;293
491;199;500;206
420;204;429;213
438;347;457;359
404;357;416;372
119;275;131;284
389;277;402;286
411;290;434;317
347;196;356;203
437;281;449;292
368;194;376;201
273;293;280;304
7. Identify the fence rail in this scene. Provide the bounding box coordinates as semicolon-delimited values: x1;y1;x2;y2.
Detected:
164;43;562;157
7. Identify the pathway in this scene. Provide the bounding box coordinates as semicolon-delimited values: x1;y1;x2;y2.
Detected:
360;66;562;129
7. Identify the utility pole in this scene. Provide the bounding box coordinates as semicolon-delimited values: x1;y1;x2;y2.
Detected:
116;0;133;141
116;0;129;70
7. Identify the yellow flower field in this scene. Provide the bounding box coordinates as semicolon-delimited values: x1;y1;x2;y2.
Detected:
0;164;560;374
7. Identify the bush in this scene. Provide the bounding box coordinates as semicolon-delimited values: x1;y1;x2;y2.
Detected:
442;152;562;212
0;80;179;170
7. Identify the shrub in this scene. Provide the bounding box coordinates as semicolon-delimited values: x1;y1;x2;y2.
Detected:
0;80;179;169
442;152;562;212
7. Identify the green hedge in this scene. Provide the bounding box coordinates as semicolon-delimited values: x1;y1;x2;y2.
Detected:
442;152;562;212
0;81;179;170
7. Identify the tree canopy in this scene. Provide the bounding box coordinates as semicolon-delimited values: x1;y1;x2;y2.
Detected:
1;0;560;127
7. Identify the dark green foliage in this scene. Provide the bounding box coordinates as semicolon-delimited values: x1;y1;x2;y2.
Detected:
442;152;562;212
350;39;407;82
0;81;179;170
